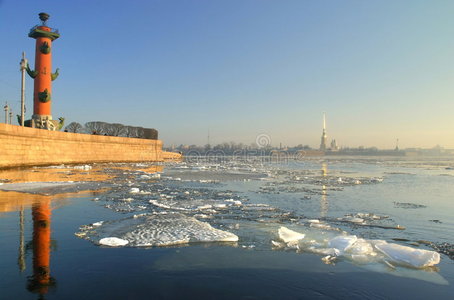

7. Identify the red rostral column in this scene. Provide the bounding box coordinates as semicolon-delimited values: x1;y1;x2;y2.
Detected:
27;13;60;130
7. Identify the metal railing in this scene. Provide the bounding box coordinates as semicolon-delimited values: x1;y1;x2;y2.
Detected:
29;25;59;34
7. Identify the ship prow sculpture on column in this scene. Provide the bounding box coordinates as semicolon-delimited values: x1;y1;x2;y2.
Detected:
26;12;64;130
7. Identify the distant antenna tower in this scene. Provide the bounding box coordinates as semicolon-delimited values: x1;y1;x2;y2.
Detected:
207;129;210;146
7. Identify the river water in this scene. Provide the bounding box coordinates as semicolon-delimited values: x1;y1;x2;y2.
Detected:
0;156;453;299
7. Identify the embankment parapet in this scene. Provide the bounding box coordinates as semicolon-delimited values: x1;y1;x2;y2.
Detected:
0;123;178;168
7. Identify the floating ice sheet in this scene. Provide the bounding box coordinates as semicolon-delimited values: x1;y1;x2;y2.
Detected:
273;227;440;269
0;181;77;192
77;212;238;247
0;181;102;195
278;227;305;243
149;198;241;212
374;241;440;268
328;235;357;253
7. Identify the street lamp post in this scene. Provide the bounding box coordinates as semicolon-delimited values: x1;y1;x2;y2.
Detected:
3;102;9;124
19;52;27;126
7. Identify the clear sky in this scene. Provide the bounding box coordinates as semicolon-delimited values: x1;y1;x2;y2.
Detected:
1;0;453;148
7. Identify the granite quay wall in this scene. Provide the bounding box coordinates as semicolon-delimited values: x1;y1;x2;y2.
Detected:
0;123;175;168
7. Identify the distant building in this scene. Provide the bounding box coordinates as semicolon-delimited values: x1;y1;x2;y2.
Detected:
320;113;327;151
330;139;339;151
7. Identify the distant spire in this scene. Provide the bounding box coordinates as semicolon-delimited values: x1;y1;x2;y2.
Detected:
323;112;326;131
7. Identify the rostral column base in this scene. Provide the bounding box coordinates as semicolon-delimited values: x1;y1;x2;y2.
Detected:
31;114;58;131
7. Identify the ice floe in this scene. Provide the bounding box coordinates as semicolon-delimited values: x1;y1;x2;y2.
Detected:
393;202;427;209
71;159;449;276
374;241;440;268
73;165;92;170
272;227;440;269
328;235;358;253
278;227;305;243
0;181;77;191
77;212;238;247
0;181;88;194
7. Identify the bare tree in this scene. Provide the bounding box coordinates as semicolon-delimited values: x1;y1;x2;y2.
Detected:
85;121;107;135
102;122;114;136
136;127;145;138
124;126;144;138
143;128;158;140
65;122;84;133
99;122;110;135
110;123;125;136
124;126;136;137
84;121;149;138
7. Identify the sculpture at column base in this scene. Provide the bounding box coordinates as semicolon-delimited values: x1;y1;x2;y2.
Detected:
30;115;65;131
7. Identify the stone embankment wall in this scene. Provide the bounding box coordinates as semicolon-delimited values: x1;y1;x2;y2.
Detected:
0;123;180;168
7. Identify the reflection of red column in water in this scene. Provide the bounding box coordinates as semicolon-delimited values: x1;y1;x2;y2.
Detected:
29;199;53;295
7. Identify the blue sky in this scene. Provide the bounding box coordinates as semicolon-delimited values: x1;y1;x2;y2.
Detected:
1;0;453;148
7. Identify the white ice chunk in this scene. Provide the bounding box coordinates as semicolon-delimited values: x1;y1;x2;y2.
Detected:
271;240;285;248
149;199;187;211
286;240;300;250
278;227;305;243
374;242;440;268
197;204;213;210
310;223;337;230
307;247;340;256
73;165;92;170
225;199;242;206
194;214;211;219
99;237;129;247
129;187;140;194
213;204;227;209
344;216;364;223
347;238;374;255
322;255;337;264
328;235;358;253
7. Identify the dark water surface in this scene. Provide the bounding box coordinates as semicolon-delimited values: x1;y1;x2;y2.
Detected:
1;157;453;299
